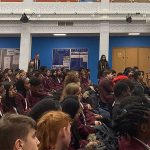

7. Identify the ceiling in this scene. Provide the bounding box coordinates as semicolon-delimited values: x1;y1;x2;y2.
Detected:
110;0;150;2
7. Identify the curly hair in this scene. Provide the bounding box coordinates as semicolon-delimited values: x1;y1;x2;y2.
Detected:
113;96;150;138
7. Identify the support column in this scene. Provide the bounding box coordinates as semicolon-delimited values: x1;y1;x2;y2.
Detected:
100;22;109;60
99;0;110;60
19;23;31;71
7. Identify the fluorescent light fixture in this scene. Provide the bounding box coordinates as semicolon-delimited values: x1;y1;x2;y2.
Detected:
128;33;140;36
53;34;67;36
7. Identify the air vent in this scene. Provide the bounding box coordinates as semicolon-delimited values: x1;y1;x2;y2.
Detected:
66;22;74;26
58;21;74;26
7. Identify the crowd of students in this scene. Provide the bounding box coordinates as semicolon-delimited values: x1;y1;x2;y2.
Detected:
0;64;150;150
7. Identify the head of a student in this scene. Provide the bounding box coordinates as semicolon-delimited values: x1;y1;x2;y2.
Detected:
119;79;135;93
62;95;81;120
114;82;131;98
100;55;106;61
35;53;39;60
46;69;51;77
123;67;134;78
29;77;41;93
112;69;116;78
8;69;13;76
113;96;150;143
133;66;139;72
19;70;27;80
63;70;80;87
60;83;82;102
4;82;16;100
103;69;113;80
16;78;30;97
133;71;144;81
0;114;39;150
37;111;71;150
28;97;61;122
132;85;144;97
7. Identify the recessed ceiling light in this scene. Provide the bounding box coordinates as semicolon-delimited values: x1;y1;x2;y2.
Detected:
53;34;67;36
128;33;140;36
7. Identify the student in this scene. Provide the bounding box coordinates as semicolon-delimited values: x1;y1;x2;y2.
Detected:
37;111;71;150
0;114;40;150
32;53;40;70
97;55;109;81
62;96;84;149
28;97;61;122
15;78;30;114
112;82;131;119
99;69;115;111
113;96;150;150
3;82;17;114
27;77;48;107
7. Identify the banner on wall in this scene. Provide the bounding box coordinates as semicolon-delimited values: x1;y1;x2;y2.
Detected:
52;48;88;70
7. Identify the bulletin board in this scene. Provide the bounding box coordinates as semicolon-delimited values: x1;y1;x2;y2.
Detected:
0;48;20;71
52;48;88;70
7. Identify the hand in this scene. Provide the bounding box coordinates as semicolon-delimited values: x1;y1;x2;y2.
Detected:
94;114;103;119
87;104;92;110
85;141;98;150
94;121;102;126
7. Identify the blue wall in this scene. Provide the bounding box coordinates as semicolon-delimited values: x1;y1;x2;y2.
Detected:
32;36;99;84
109;36;150;68
0;37;20;48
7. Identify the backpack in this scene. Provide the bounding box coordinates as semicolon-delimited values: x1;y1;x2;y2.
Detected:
94;123;118;150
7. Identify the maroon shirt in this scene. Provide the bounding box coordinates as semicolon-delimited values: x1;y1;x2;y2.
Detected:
119;137;150;150
14;93;30;114
27;90;48;108
99;78;115;104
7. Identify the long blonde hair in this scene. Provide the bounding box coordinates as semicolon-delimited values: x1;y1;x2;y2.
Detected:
37;111;71;150
60;83;81;102
63;71;80;87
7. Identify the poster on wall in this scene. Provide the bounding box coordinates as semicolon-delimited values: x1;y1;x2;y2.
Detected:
52;49;70;69
4;57;11;69
52;48;88;70
13;55;19;65
0;48;20;70
70;48;88;70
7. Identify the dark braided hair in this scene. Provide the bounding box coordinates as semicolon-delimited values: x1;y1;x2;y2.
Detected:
113;96;150;138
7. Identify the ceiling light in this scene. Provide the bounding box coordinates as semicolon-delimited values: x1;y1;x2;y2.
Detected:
128;33;140;36
20;13;29;23
53;34;67;36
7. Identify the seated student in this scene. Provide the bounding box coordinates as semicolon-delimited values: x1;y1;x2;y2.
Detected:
37;111;71;150
133;71;150;95
15;78;31;114
60;83;101;126
113;96;150;150
0;114;39;150
112;82;131;119
28;97;61;122
3;82;17;114
63;70;80;87
62;96;88;149
27;77;48;107
99;69;115;111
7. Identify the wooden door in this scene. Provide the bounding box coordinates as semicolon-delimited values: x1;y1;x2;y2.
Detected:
125;48;138;68
138;48;150;73
112;48;126;73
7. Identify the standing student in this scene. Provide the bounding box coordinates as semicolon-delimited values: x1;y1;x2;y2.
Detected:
97;55;109;81
33;53;40;70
